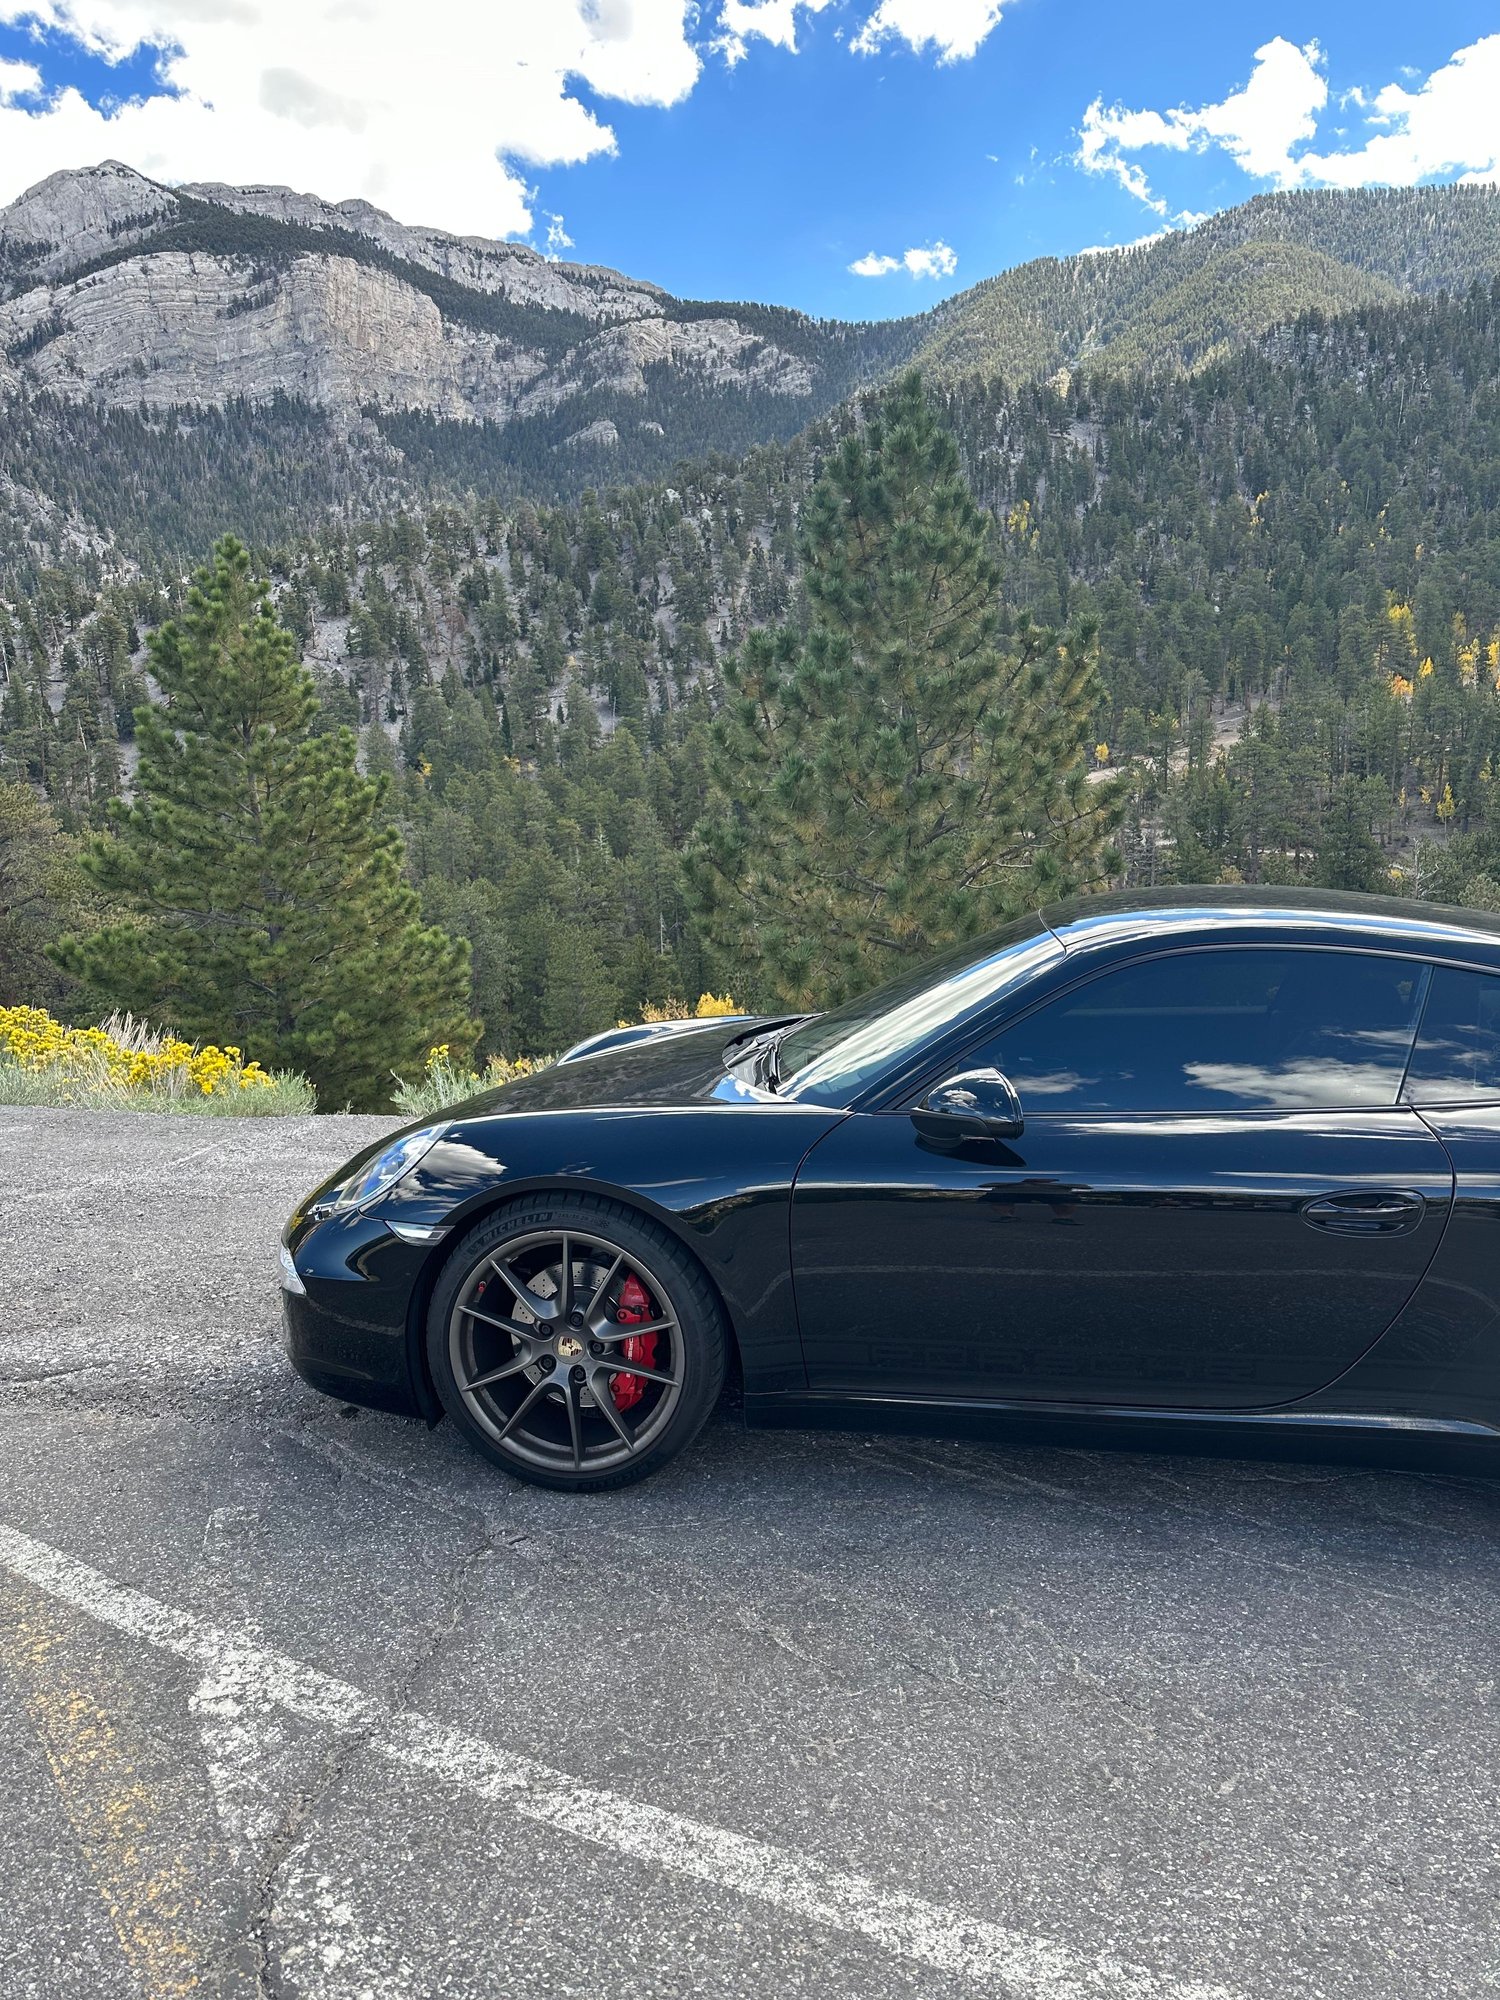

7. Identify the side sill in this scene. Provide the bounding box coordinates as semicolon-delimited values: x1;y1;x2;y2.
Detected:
743;1391;1500;1445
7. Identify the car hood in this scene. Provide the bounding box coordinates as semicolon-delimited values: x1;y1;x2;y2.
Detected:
287;1018;785;1233
447;1016;778;1118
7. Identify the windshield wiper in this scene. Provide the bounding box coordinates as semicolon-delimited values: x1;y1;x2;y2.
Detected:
726;1018;808;1094
755;1019;811;1092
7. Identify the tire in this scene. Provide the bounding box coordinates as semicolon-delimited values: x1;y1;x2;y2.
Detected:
425;1192;728;1491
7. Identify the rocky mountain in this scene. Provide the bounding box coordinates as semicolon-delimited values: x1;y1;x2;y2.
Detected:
2;167;1500;585
9;169;1500;458
0;162;919;452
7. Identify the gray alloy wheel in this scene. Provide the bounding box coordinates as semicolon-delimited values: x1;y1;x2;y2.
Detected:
426;1194;727;1490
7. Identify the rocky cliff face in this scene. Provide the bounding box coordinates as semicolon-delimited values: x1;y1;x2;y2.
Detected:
0;162;860;436
0;247;814;422
179;176;668;323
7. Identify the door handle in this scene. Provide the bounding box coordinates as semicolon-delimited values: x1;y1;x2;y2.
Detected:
1301;1190;1425;1237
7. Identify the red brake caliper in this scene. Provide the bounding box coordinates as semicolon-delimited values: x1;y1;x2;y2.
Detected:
610;1273;659;1411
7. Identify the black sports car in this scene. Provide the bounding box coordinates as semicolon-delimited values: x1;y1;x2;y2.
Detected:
282;887;1500;1489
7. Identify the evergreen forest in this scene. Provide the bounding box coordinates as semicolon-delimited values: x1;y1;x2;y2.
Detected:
5;258;1500;1078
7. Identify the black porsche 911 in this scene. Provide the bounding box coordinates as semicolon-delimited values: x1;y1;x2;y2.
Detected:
282;887;1500;1490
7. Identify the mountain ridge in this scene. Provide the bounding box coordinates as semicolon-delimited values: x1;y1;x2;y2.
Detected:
7;170;1500;434
0;160;670;319
1;166;1499;572
0;162;923;451
911;184;1500;383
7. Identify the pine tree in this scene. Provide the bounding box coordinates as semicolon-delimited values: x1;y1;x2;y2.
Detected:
1315;776;1387;892
54;537;476;1108
685;373;1123;1007
539;922;620;1053
0;779;96;1009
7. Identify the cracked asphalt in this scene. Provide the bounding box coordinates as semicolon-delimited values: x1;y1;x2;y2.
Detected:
1;1104;1499;2000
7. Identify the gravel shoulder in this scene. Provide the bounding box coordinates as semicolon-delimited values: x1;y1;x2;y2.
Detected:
1;1106;1497;2000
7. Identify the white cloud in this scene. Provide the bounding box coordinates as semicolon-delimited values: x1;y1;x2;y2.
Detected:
543;212;575;257
849;239;957;278
715;0;835;66
718;0;1009;66
1078;34;1500;214
850;251;901;276
0;56;43;104
1090;150;1169;216
1291;35;1500;188
904;239;958;278
1079;37;1328;211
258;67;367;135
0;0;703;240
853;0;1007;63
1180;37;1328;179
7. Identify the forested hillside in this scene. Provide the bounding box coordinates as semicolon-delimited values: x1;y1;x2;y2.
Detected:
5;274;1500;1056
913;185;1500;383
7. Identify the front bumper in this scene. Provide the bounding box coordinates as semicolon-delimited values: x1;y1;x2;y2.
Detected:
280;1206;438;1418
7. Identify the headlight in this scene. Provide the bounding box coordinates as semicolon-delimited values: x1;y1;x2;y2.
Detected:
331;1124;447;1210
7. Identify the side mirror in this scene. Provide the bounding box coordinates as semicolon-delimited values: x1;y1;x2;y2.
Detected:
911;1068;1024;1142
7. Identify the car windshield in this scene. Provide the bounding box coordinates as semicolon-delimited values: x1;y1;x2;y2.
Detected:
772;913;1062;1107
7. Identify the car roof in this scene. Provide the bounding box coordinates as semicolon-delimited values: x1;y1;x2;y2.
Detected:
1039;885;1500;965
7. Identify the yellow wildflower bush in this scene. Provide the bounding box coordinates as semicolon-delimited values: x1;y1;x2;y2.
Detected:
0;1005;307;1112
634;993;741;1024
391;1043;548;1116
393;1000;740;1115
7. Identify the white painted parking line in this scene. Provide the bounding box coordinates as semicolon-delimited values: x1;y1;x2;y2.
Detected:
0;1524;1238;2000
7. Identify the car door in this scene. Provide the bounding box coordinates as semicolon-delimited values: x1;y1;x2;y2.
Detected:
789;945;1455;1411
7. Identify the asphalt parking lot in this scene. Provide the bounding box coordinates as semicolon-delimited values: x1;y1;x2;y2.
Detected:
1;1106;1498;2000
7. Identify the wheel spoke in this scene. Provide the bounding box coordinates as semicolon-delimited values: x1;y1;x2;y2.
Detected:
584;1251;624;1323
589;1376;638;1451
591;1316;674;1344
465;1353;534;1392
556;1234;574;1318
462;1305;537;1341
564;1377;584;1471
603;1358;678;1388
492;1376;551;1442
491;1257;556;1323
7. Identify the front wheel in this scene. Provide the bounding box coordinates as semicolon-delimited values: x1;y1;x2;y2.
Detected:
426;1193;728;1491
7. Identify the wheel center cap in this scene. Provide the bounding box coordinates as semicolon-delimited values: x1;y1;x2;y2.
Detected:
556;1334;584;1360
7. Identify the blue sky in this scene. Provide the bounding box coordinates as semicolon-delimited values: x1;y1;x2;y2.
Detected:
1;2;1497;319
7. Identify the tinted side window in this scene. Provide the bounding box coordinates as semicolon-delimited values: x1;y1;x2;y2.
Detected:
1403;967;1500;1102
978;949;1427;1113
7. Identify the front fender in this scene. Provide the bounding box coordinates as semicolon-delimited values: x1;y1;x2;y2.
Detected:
377;1104;845;1402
